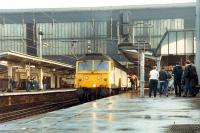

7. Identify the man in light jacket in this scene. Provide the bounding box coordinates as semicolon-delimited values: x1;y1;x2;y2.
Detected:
149;66;159;97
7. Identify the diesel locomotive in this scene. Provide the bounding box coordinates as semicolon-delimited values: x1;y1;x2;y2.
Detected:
75;53;131;100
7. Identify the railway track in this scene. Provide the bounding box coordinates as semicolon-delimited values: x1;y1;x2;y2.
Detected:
0;98;80;123
0;91;129;123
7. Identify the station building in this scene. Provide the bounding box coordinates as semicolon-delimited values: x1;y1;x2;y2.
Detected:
0;2;197;90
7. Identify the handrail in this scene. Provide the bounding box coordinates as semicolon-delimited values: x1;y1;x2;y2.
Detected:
154;30;169;56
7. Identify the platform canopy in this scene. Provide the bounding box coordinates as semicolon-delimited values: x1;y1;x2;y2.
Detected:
0;51;75;72
120;49;157;64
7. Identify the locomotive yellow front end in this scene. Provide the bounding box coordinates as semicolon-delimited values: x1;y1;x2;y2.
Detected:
75;60;110;89
75;53;129;101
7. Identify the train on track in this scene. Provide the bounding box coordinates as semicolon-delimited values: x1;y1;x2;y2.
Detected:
75;53;131;101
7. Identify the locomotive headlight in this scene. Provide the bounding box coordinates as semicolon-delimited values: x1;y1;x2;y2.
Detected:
92;84;96;87
85;76;89;80
97;76;100;80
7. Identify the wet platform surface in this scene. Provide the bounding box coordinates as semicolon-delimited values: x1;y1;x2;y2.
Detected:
0;92;200;133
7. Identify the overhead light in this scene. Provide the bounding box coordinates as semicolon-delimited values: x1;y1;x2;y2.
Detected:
0;61;8;66
125;49;138;53
12;66;22;68
30;65;35;68
88;40;91;44
144;51;153;56
43;43;49;47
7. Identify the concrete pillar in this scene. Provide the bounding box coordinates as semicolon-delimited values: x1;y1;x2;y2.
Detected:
156;57;161;71
39;68;43;90
8;65;12;89
51;74;55;89
195;0;200;84
26;65;30;77
8;65;13;78
156;56;161;90
14;73;18;82
57;75;60;89
140;52;145;97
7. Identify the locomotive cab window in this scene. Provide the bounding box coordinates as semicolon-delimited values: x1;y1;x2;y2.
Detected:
94;61;108;71
78;61;92;71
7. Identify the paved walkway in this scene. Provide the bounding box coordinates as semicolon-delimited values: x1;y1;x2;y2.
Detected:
0;92;200;133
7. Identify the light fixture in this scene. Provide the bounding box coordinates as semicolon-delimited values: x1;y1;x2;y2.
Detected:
30;65;35;68
88;40;91;44
0;61;8;66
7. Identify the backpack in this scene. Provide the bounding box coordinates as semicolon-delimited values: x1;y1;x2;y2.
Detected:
167;72;172;79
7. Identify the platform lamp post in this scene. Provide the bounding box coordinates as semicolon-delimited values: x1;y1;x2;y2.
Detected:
38;30;44;90
133;23;153;97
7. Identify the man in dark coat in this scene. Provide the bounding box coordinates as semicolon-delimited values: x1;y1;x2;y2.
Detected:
172;63;183;96
159;67;168;97
183;60;199;97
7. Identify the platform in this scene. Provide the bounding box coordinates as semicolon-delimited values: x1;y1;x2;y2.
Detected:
0;89;76;96
0;92;200;133
0;89;77;112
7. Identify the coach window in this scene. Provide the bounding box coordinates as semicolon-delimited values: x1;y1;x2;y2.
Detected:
78;61;92;71
94;61;108;71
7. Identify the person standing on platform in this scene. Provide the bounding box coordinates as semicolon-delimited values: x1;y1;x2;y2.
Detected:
8;77;14;92
172;62;183;97
43;77;47;90
26;76;31;92
159;67;168;97
168;74;175;94
12;78;16;91
130;74;138;90
149;66;159;97
183;60;199;97
33;77;39;91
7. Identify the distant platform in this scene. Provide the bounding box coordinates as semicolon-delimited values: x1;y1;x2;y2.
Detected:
0;89;78;110
0;89;77;96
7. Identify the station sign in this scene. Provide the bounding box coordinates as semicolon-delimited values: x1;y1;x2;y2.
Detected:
20;73;27;79
16;69;27;73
